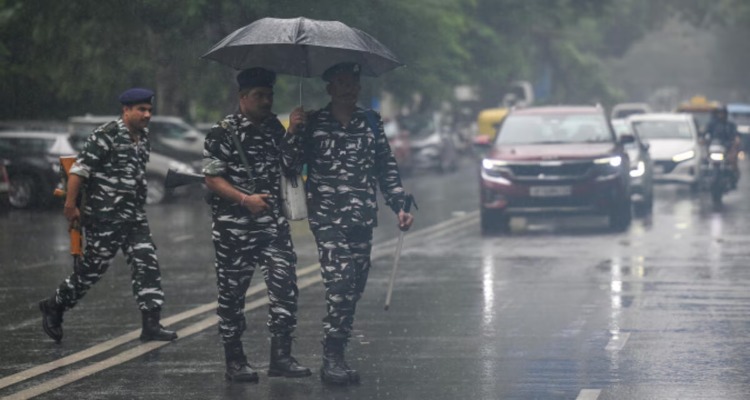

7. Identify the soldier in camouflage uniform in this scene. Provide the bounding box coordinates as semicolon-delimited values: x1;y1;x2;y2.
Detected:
39;88;177;344
203;68;310;383
281;62;415;385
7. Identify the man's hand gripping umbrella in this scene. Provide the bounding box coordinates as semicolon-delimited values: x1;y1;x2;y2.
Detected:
384;194;417;311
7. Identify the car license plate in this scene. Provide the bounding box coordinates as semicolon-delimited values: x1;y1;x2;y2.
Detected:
0;182;8;191
529;185;571;197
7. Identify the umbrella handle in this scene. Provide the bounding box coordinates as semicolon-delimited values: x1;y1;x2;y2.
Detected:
298;77;303;106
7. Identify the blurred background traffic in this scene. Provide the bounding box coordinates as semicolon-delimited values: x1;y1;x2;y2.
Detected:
2;1;750;216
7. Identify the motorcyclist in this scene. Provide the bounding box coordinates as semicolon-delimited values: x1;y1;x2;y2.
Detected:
705;105;741;188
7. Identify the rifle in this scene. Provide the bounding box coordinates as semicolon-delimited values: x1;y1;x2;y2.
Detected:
164;168;205;189
53;156;83;268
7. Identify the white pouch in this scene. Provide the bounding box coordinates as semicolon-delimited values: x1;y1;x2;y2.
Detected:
280;173;308;220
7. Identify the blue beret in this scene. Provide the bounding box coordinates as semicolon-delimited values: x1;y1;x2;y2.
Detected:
119;88;154;106
322;62;361;82
237;68;276;91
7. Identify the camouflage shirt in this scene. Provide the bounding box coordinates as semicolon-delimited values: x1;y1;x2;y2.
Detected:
70;119;149;222
281;104;406;229
203;113;294;236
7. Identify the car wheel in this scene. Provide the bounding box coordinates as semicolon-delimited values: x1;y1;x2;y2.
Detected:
146;174;167;205
609;198;632;232
480;208;510;235
633;191;653;217
9;174;36;209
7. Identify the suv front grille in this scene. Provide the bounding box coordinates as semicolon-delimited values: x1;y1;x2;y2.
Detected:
508;161;594;181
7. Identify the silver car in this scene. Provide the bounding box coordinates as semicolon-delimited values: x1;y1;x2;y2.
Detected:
627;113;703;190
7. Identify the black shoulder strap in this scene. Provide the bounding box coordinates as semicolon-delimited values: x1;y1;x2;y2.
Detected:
364;110;380;139
225;119;256;193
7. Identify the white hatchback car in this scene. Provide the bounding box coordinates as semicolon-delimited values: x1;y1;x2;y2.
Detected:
627;113;703;188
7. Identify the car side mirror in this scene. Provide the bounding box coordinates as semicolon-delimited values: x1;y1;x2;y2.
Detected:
619;134;635;145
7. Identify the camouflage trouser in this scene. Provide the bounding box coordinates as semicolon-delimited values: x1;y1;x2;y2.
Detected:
55;219;164;312
312;225;373;340
212;217;299;343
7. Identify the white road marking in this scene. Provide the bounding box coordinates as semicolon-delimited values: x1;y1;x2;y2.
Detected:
171;234;193;243
576;389;601;400
0;211;479;397
605;332;631;352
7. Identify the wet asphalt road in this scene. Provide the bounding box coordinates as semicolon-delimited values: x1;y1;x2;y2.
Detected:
2;157;750;399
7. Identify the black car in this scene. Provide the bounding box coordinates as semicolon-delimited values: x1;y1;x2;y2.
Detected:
0;131;76;209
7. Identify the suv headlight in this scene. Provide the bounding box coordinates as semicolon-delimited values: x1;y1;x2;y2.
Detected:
482;159;511;178
594;156;622;167
593;156;623;179
672;150;695;163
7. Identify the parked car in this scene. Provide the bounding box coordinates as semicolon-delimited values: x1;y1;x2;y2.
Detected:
611;118;654;215
400;112;458;173
68;115;204;172
0;131;75;209
627;113;703;190
727;103;750;151
611;102;652;120
478;105;633;233
383;117;413;175
68;116;200;204
66;132;195;205
0;157;10;213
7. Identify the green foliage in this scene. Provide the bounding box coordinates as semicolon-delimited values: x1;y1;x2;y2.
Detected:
4;0;739;121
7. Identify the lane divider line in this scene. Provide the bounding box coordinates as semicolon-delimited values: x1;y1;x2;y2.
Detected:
576;389;602;400
605;332;630;352
2;276;317;400
0;211;478;395
171;235;194;243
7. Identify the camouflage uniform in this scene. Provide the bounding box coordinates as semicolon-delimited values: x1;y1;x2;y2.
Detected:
281;105;406;340
203;113;300;343
56;119;165;312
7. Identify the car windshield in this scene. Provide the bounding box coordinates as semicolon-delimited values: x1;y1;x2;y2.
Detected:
611;119;638;149
610;119;631;138
495;113;612;145
632;120;693;140
730;112;750;125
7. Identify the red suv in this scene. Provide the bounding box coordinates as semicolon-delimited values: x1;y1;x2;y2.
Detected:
479;106;634;233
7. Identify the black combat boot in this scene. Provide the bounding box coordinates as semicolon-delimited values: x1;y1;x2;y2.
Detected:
224;341;259;383
268;335;311;378
39;297;64;343
320;337;359;385
139;310;178;341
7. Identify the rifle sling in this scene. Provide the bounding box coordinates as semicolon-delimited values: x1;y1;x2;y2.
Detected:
228;127;255;193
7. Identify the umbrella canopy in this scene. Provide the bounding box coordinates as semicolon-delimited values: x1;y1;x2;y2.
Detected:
201;17;404;77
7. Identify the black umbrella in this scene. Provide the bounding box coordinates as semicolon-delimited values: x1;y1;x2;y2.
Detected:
201;17;404;78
